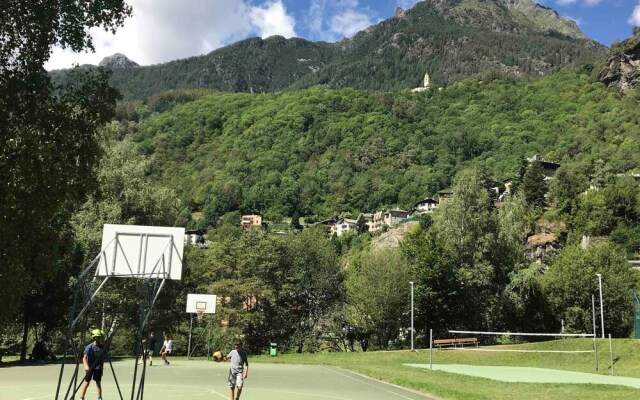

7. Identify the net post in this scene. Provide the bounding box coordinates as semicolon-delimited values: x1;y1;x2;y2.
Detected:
609;334;614;376
429;328;433;370
592;294;598;371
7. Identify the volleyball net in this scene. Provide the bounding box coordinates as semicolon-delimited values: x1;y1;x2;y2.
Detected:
443;330;596;354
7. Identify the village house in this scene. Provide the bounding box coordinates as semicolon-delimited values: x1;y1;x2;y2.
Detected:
240;214;262;229
184;229;206;247
335;217;358;237
438;190;453;204
528;154;561;180
357;213;375;232
317;217;338;237
412;198;438;215
370;209;410;232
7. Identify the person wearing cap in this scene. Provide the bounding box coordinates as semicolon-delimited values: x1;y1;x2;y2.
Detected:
79;329;106;400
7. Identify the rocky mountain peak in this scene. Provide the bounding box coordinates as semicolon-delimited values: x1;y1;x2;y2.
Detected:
98;53;139;69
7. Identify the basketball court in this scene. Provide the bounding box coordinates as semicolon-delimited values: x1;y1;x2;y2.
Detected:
1;361;436;400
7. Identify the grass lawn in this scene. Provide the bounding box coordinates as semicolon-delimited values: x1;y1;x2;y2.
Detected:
249;339;640;400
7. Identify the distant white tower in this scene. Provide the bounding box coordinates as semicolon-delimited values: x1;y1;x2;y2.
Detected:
412;72;431;92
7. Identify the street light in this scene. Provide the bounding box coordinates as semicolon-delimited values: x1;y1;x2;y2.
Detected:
410;281;414;351
596;273;604;339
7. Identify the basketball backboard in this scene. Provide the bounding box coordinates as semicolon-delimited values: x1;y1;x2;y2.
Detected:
186;294;217;314
96;224;185;280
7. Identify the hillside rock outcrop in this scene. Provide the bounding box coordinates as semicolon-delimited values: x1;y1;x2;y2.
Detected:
597;34;640;93
98;53;139;69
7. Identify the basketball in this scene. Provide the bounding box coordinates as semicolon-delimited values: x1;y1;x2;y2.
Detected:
213;351;223;362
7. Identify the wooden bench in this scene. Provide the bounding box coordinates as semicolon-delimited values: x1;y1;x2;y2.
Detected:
434;338;478;349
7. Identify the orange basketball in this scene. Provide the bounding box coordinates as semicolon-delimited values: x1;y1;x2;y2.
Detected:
213;351;223;362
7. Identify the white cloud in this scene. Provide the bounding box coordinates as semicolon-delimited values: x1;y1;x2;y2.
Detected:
556;0;577;5
304;0;375;41
330;11;374;37
249;1;297;38
45;0;297;70
630;2;640;26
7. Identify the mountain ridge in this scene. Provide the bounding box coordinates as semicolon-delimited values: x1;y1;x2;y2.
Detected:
52;0;606;100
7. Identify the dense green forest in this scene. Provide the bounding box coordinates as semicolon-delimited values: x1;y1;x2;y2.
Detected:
118;69;640;228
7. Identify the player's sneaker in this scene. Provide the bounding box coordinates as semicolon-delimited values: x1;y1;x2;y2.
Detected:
149;361;152;366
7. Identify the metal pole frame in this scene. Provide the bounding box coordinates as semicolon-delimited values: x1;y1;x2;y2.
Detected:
56;240;171;400
410;281;414;352
592;294;598;371
596;273;605;339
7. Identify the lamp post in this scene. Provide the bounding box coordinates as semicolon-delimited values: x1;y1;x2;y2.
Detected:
596;273;604;339
410;281;414;351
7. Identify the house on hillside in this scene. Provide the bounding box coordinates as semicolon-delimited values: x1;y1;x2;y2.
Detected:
185;229;206;247
412;198;438;215
370;209;410;232
241;214;262;229
336;217;358;237
357;213;374;232
528;155;560;180
317;218;338;237
438;190;453;204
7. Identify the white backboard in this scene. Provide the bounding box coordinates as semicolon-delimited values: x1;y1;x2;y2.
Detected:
186;294;217;314
97;224;185;280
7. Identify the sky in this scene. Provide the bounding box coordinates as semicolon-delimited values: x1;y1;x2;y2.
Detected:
45;0;640;70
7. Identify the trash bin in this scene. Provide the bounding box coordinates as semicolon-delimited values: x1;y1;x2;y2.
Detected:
269;343;277;357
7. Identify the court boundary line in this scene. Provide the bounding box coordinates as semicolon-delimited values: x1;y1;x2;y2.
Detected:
320;365;440;400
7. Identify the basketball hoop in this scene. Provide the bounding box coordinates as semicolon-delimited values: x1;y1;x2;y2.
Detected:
196;306;206;321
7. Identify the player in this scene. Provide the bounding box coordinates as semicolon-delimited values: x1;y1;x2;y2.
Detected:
222;339;249;400
159;333;173;366
79;329;106;400
137;331;157;366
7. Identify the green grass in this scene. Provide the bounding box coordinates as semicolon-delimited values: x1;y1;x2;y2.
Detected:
250;339;640;400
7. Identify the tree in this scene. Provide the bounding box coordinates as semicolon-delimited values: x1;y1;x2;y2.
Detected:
521;161;547;208
1;1;132;332
346;249;413;349
543;243;640;336
401;225;461;338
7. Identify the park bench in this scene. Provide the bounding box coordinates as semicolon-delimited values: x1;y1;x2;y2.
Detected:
433;338;479;349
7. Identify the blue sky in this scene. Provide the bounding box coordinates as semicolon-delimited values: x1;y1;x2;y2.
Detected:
46;0;640;70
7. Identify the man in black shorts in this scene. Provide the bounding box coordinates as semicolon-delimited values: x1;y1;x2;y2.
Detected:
138;331;157;366
79;329;106;400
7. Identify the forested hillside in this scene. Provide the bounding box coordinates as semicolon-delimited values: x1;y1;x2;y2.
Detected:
119;69;640;227
51;0;606;100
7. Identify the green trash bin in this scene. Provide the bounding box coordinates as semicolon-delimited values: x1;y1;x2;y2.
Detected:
269;343;277;356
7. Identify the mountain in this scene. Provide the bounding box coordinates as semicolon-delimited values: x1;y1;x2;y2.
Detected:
98;53;139;69
54;0;606;100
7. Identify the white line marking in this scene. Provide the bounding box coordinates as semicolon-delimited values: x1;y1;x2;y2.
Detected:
257;388;353;399
320;366;420;400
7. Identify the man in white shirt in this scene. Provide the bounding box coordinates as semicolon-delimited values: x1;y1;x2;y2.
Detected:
159;333;173;366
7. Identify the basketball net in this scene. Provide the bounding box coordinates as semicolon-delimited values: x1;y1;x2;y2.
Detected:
196;310;205;321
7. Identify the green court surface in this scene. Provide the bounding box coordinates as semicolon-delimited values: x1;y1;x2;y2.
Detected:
406;363;640;389
0;360;436;400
